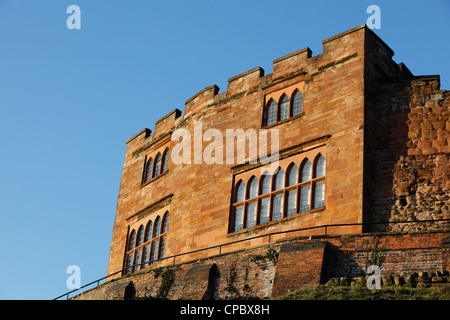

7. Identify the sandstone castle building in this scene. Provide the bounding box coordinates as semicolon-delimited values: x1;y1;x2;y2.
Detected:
69;25;449;300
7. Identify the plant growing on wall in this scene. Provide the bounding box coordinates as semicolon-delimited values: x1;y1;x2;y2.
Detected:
365;236;386;270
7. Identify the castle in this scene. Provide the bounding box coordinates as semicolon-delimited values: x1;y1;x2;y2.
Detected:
68;25;449;300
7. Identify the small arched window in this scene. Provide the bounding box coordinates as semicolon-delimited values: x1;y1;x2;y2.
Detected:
136;225;144;247
153;216;161;238
279;94;290;121
162;212;169;233
248;176;258;199
235;180;246;203
128;230;136;251
145;220;153;242
154;153;162;177
266;99;277;126
274;168;285;190
145;158;154;182
301;159;312;182
315;154;326;178
292;90;303;116
313;155;326;208
162;149;170;173
287;163;298;186
260;173;271;195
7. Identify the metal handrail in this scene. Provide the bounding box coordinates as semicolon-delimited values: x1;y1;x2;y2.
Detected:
53;218;450;300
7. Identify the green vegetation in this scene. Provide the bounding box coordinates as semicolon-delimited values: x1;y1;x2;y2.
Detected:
274;284;450;300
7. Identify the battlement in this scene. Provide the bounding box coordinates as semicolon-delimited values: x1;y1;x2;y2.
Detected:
106;24;448;286
126;24;400;151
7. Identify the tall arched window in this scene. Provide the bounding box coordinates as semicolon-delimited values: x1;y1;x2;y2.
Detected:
162;212;169;233
128;230;136;251
136;225;144;247
272;168;285;221
153;216;161;238
279;94;290;121
266;99;277;126
301;159;312;182
292;90;303;116
162;149;170;173
274;169;285;191
145;220;153;242
145;158;154;183
235;180;246;203
154;153;162;177
160;212;169;259
260;173;271;195
245;177;258;228
233;180;245;232
248;176;258;199
287;164;298;187
313;155;326;208
300;159;312;212
126;230;136;274
286;164;298;217
315;155;326;178
258;172;271;225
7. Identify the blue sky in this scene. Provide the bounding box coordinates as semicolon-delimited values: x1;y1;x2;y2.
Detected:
0;0;448;300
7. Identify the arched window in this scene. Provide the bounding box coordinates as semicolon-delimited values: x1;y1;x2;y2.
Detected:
300;159;312;212
162;149;170;173
301;159;312;182
230;151;326;234
145;220;153;242
248;176;258;199
145;158;154;182
153;216;161;238
128;230;136;251
286;164;298;217
315;155;326;178
313;155;326;208
274;168;285;190
272;168;285;221
279;94;290;121
260;173;271;195
235;180;246;203
233;180;246;232
124;213;171;274
266;99;277;126
136;225;144;247
162;212;169;233
292;90;303;116
287;163;298;186
154;153;162;177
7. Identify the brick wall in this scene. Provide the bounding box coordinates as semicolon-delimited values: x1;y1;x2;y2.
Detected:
74;230;449;300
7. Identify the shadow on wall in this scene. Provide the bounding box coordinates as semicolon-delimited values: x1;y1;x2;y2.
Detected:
322;242;366;282
370;78;449;232
202;263;220;300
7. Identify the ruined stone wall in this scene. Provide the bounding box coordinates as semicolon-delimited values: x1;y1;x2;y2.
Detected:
370;76;449;231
